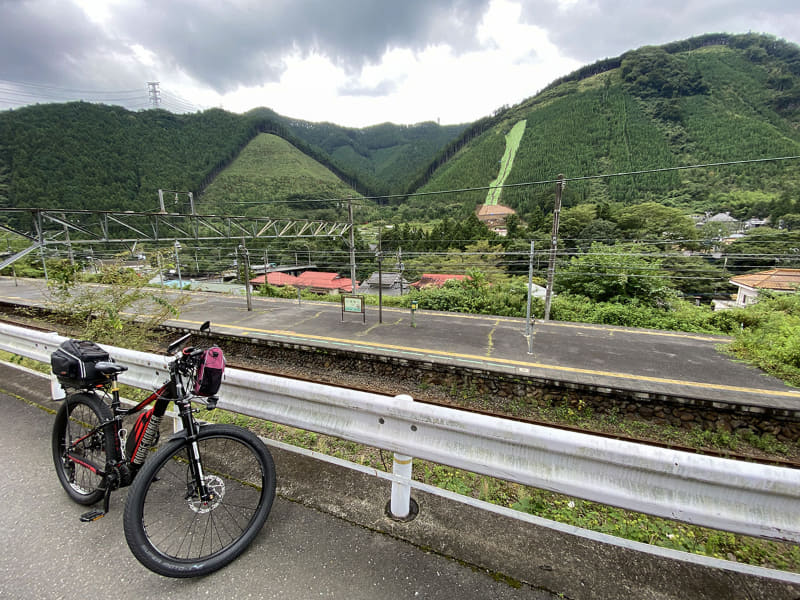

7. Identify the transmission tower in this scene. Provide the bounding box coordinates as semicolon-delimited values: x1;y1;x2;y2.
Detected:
147;81;161;108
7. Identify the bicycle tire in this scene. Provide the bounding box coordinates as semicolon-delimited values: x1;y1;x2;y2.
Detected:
122;424;276;578
51;392;112;505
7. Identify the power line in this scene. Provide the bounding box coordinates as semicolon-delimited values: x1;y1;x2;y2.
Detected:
211;154;800;213
348;155;800;203
0;79;204;114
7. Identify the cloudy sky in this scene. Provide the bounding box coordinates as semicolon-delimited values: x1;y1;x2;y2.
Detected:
1;0;799;127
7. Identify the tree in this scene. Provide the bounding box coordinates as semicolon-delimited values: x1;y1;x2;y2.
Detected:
558;204;596;243
505;213;522;238
576;219;620;250
615;202;698;248
556;242;675;305
403;240;508;282
725;228;800;273
779;213;800;231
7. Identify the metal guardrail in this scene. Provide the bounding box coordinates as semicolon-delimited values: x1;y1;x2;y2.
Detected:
1;320;799;543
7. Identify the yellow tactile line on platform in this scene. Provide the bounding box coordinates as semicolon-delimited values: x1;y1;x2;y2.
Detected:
227;294;727;342
350;305;726;342
172;318;800;400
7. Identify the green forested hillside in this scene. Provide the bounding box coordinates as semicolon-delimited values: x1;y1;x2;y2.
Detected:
0;103;463;219
256;113;467;195
2;33;800;229
409;33;800;224
0;104;257;213
199;133;359;219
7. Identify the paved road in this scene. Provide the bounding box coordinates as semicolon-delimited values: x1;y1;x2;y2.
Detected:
0;378;556;600
1;276;798;410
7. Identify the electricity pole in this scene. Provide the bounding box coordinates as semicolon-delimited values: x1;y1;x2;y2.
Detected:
376;250;383;324
147;82;161;108
239;242;252;311
174;240;182;291
348;198;357;293
544;174;565;321
525;240;535;337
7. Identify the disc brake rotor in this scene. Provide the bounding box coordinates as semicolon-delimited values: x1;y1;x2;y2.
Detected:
187;474;225;514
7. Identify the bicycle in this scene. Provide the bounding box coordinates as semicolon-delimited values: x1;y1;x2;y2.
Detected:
50;321;277;578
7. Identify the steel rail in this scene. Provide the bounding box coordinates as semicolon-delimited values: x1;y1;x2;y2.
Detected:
1;320;799;543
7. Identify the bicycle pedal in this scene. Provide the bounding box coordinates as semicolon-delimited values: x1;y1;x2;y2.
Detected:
79;510;105;522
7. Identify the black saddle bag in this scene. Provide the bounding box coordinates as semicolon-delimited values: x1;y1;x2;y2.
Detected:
51;339;111;389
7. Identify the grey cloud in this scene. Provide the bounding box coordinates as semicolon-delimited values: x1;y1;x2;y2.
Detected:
109;0;492;93
338;78;400;98
3;0;800;110
518;0;800;64
0;1;113;85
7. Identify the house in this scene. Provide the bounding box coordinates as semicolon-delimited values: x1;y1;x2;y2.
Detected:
410;273;469;289
698;211;740;236
251;270;355;295
295;271;356;294
716;268;800;309
476;204;516;234
250;272;300;287
357;271;411;296
743;217;769;230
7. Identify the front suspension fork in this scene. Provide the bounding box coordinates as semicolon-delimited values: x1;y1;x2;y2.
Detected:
178;402;213;503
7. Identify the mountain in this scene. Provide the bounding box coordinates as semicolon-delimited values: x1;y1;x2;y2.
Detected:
246;108;467;195
0;103;464;218
404;33;800;225
199;132;360;220
2;33;800;228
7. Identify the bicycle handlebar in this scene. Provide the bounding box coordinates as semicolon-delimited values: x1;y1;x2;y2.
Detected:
166;321;212;356
167;333;192;355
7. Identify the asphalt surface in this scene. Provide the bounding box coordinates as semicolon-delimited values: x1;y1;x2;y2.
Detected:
1;276;797;410
0;379;556;600
4;279;800;600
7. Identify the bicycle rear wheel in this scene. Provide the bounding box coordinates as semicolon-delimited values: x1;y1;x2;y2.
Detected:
123;424;276;578
51;392;112;505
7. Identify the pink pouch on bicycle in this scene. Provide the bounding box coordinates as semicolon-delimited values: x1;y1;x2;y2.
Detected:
194;346;225;397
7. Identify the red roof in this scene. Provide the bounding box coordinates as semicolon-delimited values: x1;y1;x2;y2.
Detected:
730;269;800;291
295;271;355;292
411;273;469;289
250;272;299;286
250;270;355;292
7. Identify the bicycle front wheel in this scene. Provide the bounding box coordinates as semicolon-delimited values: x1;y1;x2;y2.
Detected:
51;392;112;505
123;424;276;578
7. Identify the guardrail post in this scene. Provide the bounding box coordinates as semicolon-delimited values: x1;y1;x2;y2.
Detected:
389;452;419;522
50;373;66;400
390;453;413;519
388;394;418;521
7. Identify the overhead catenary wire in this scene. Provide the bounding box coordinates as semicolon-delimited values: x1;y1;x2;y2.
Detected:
10;148;800;293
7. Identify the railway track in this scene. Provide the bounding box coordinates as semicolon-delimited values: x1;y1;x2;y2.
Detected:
230;358;800;470
3;314;799;470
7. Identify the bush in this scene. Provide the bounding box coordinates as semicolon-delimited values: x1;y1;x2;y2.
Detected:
727;293;800;386
46;260;184;347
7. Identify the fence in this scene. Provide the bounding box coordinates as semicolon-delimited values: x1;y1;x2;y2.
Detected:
1;320;798;543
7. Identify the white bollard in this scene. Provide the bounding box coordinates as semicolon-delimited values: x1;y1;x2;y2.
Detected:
390;452;413;519
387;394;418;521
50;373;66;400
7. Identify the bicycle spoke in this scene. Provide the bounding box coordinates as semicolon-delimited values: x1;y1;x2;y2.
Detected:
124;425;276;577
